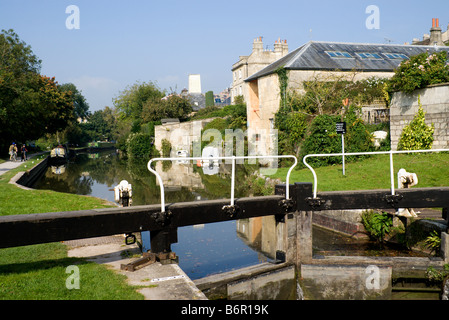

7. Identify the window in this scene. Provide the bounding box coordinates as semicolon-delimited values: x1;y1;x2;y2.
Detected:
239;70;242;79
356;52;383;60
325;51;353;58
383;53;409;60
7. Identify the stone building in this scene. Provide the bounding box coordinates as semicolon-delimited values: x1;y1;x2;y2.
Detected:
238;40;449;153
231;37;289;105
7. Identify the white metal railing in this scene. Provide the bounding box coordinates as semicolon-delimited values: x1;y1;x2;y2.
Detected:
303;148;449;199
147;155;298;213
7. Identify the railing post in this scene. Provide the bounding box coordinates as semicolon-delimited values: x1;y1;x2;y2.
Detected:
274;184;295;263
293;183;314;266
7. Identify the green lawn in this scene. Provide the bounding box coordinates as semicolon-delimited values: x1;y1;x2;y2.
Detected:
0;243;144;300
0;159;144;300
268;152;449;192
0;157;113;216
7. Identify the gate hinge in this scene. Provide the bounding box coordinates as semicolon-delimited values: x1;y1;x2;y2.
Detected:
278;199;295;213
151;210;172;227
222;205;239;218
383;194;403;208
306;197;326;209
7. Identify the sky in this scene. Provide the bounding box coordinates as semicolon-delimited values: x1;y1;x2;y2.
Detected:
1;0;449;112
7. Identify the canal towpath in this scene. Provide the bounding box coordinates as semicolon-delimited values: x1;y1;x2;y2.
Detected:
1;153;208;300
0;152;48;176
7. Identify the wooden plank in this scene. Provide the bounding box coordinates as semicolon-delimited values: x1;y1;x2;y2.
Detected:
296;187;449;211
0;196;285;249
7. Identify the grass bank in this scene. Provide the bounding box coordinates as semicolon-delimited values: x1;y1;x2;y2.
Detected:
0;159;144;300
0;156;113;216
268;152;449;192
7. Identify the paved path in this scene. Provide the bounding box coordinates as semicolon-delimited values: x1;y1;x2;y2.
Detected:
0;152;47;176
66;236;207;300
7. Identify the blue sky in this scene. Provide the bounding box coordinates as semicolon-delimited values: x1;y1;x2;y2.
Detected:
1;0;448;111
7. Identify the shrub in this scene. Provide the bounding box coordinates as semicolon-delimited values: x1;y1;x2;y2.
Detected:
126;132;156;159
397;96;434;150
386;51;449;96
300;106;374;167
161;139;172;157
361;210;393;243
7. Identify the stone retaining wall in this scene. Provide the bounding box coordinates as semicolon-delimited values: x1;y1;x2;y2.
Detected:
10;156;49;189
390;83;449;150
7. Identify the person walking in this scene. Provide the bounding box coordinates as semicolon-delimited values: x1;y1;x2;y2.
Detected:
9;143;17;161
21;144;28;161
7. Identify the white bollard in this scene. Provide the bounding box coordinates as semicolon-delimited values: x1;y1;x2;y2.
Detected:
397;169;418;217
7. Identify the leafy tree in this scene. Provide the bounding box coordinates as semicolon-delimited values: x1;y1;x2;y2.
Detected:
113;81;165;121
397;96;434;150
83;107;117;142
60;83;90;120
142;94;192;122
205;91;214;107
0;29;73;152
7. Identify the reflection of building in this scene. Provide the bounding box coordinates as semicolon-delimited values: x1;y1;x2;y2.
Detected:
236;216;277;259
155;162;204;190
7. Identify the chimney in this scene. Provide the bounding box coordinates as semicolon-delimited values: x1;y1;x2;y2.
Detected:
274;37;282;53
253;36;263;53
430;18;444;46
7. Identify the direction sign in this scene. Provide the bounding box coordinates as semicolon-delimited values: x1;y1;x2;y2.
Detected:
336;122;346;134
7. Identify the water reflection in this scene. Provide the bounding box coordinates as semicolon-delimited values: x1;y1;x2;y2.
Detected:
32;150;272;279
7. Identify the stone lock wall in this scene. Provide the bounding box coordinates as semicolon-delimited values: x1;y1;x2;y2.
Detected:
390;83;449;151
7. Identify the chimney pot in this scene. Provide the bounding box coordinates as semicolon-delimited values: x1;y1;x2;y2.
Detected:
433;18;435;28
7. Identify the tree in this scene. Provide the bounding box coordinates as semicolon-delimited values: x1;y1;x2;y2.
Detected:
0;29;73;152
83;107;118;142
205;91;215;107
142;94;192;122
113;81;165;121
60;83;90;120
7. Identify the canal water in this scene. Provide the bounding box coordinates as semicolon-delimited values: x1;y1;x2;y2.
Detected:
32;150;273;279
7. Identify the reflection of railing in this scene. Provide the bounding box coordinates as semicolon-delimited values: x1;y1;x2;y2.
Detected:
147;155;297;213
303;148;449;199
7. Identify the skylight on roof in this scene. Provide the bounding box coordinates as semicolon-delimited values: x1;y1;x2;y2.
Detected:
383;53;409;60
325;51;353;58
356;52;383;60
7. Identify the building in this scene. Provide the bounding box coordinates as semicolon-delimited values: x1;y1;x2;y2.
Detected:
188;74;202;94
231;37;289;105
214;88;231;106
240;40;449;152
412;18;449;46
